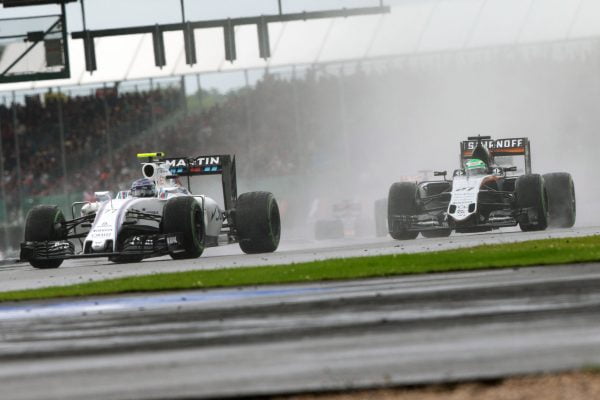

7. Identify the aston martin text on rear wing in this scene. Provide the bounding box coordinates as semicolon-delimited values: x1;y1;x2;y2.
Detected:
162;154;238;216
163;155;230;176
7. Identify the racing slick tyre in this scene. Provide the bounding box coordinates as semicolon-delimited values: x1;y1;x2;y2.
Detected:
236;191;281;254
374;198;388;237
421;229;452;238
315;219;344;240
387;182;419;240
163;196;204;259
516;174;548;232
24;205;67;269
543;172;576;228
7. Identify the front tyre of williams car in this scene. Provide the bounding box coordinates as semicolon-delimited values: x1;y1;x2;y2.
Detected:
23;205;68;269
163;196;205;259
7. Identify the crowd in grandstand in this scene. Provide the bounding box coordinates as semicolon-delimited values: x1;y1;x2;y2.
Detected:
2;50;590;222
0;87;182;209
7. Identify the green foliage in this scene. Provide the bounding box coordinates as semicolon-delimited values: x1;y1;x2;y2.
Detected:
3;235;600;302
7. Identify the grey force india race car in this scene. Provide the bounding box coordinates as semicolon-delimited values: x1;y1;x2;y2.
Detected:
20;153;281;268
387;136;576;240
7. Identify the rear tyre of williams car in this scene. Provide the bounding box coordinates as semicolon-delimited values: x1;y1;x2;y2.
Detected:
516;174;548;232
24;205;67;269
236;191;281;254
163;196;205;259
543;172;576;228
387;182;419;240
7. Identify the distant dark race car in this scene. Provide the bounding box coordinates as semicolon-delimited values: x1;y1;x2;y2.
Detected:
387;136;576;240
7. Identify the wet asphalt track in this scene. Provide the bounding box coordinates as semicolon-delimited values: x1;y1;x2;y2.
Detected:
1;226;600;400
2;225;600;292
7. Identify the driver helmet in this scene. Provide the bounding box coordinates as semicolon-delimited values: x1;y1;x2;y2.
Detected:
130;178;157;198
464;158;487;176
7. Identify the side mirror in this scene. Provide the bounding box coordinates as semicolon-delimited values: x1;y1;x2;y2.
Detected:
433;171;447;178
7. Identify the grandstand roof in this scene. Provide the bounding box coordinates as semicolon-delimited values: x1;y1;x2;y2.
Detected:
1;0;599;92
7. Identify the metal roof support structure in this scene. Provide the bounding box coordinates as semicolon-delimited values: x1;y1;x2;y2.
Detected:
80;0;96;72
10;91;22;221
566;0;585;40
224;19;237;62
55;88;69;205
195;73;202;106
257;17;271;59
414;0;442;54
463;0;489;49
71;6;390;39
180;0;196;66
515;0;536;44
71;5;390;70
0;112;9;252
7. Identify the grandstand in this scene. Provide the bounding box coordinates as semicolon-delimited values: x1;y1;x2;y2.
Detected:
1;0;600;253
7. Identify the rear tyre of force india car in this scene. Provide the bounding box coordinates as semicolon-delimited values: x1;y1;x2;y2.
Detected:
236;191;281;254
543;172;576;228
516;174;548;232
387;182;419;240
163;196;205;259
24;205;67;269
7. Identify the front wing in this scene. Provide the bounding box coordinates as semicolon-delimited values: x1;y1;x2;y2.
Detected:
20;233;184;262
389;205;542;233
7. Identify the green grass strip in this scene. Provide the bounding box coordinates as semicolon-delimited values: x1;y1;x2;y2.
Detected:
2;235;600;302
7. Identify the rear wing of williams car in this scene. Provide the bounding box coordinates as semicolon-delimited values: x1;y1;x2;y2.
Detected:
161;154;238;213
460;136;531;174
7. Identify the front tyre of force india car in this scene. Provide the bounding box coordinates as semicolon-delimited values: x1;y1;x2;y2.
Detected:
543;172;576;228
24;205;67;269
236;191;281;254
163;196;205;259
516;174;549;232
387;182;419;240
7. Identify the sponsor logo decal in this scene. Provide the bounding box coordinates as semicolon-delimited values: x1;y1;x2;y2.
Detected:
165;156;223;174
464;138;525;150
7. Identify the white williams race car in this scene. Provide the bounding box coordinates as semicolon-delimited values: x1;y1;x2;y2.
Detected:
387;136;576;239
21;153;281;268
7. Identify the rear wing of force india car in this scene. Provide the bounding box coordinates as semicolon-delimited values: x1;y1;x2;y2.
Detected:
460;136;532;174
140;153;238;225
